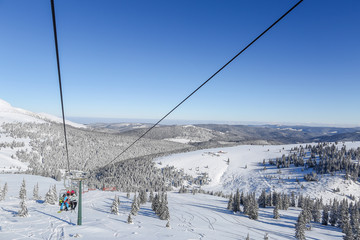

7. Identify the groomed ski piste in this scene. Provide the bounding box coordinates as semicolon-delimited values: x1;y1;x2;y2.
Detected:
1;142;360;239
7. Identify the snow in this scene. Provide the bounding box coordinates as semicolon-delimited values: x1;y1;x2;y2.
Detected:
0;174;345;239
164;138;201;144
0;98;85;128
157;142;360;203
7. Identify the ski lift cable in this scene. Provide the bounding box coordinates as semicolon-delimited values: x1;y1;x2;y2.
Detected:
101;0;304;170
50;0;71;174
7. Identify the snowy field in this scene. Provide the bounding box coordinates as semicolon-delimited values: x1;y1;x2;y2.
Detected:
156;142;360;203
0;174;344;240
2;140;360;240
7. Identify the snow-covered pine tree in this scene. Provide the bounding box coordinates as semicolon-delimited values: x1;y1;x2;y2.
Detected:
312;200;321;223
130;193;139;216
322;205;329;225
290;191;296;207
1;182;8;200
156;192;165;216
258;189;266;208
139;189;147;205
282;193;290;210
338;199;349;229
266;191;272;207
44;187;56;205
159;199;170;220
343;219;353;240
227;193;233;211
233;189;240;212
127;213;133;224
340;201;350;233
111;195;119;215
273;202;280;219
350;203;360;240
149;190;154;203
18;198;29;217
297;194;304;208
116;195;120;205
19;178;26;200
246;233;250;240
152;193;160;212
329;199;339;226
295;211;306;240
243;194;250;215
248;193;258;220
33;183;39;201
51;184;57;201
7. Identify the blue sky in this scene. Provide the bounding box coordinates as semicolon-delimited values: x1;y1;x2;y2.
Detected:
0;0;359;126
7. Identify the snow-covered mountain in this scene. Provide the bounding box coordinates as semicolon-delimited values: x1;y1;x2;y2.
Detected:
0;98;85;128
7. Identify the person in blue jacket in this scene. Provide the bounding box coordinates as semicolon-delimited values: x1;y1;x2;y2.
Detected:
59;192;70;211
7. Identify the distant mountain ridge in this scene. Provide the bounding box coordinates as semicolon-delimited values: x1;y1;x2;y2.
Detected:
89;122;360;145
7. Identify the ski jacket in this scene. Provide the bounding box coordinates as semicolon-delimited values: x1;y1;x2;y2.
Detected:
70;194;78;202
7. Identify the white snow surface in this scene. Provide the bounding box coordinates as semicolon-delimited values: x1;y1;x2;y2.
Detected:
0;174;344;240
157;142;360;203
0;98;85;128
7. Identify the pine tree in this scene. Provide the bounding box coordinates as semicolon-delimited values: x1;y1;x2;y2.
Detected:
248;193;258;220
149;190;154;203
33;183;39;201
44;187;56;205
290;192;296;207
266;192;272;207
139;189;147;205
330;199;339;226
295;211;306;240
273;202;280;219
312;200;321;223
246;233;250;240
159;195;170;220
18;198;29;217
1;182;8;200
116;194;121;205
298;194;304;208
130;194;139;216
232;189;240;213
322;205;329;225
52;184;57;202
19;178;26;200
227;193;234;211
258;189;266;208
111;195;119;215
350;204;360;240
127;213;133;224
152;193;160;212
339;200;349;229
243;194;250;215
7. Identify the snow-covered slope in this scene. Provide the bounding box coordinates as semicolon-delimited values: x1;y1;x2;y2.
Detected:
156;142;360;203
0;174;344;239
0;98;85;128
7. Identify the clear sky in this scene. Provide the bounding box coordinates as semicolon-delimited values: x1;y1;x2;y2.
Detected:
0;0;359;126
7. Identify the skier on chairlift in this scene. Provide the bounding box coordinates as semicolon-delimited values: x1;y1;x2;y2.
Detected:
69;190;78;210
59;193;69;212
